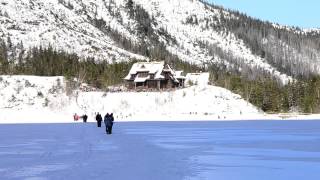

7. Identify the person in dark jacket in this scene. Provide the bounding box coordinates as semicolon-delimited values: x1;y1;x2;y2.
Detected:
95;112;103;127
104;113;110;134
82;114;88;123
108;113;115;134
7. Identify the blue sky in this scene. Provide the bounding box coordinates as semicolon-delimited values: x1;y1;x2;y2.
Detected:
207;0;320;28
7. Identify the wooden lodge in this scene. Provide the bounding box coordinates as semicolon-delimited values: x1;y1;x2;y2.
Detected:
124;61;185;90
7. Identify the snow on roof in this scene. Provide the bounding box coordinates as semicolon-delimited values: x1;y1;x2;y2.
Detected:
174;71;186;79
134;76;150;83
124;61;165;80
124;61;186;84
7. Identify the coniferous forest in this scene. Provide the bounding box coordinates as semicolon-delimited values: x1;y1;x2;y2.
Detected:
1;38;320;114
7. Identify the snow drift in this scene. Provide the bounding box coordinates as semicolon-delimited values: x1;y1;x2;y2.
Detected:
0;75;261;123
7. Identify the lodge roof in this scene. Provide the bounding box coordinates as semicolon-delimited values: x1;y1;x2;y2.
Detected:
124;61;165;80
124;61;187;84
174;71;186;79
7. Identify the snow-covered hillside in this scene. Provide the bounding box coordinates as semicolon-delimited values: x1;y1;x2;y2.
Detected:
0;75;67;109
0;0;301;83
0;76;71;123
0;0;146;61
0;75;261;123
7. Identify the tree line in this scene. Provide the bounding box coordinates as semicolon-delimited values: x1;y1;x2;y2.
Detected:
0;42;134;88
0;38;201;87
208;65;320;113
1;38;320;113
198;0;320;79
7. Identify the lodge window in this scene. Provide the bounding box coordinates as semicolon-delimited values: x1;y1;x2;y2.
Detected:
137;72;148;77
136;82;144;87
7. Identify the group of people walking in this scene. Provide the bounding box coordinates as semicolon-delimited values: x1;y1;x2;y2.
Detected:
95;112;114;134
73;112;115;135
73;113;88;123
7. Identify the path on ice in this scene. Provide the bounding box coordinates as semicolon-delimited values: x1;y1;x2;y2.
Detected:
1;121;320;180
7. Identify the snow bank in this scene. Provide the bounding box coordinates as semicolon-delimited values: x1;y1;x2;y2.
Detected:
0;75;264;124
1;75;318;124
0;75;72;123
75;85;260;122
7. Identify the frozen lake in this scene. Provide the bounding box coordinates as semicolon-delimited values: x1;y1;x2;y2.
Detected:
1;121;320;180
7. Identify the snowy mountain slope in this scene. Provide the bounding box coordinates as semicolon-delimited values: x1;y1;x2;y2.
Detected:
304;28;320;34
0;75;260;123
1;0;319;82
0;0;146;61
133;0;293;83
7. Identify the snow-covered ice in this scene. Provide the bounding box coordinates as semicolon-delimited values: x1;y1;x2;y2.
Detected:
1;121;320;180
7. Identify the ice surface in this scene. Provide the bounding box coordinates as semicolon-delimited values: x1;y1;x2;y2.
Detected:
1;121;320;180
